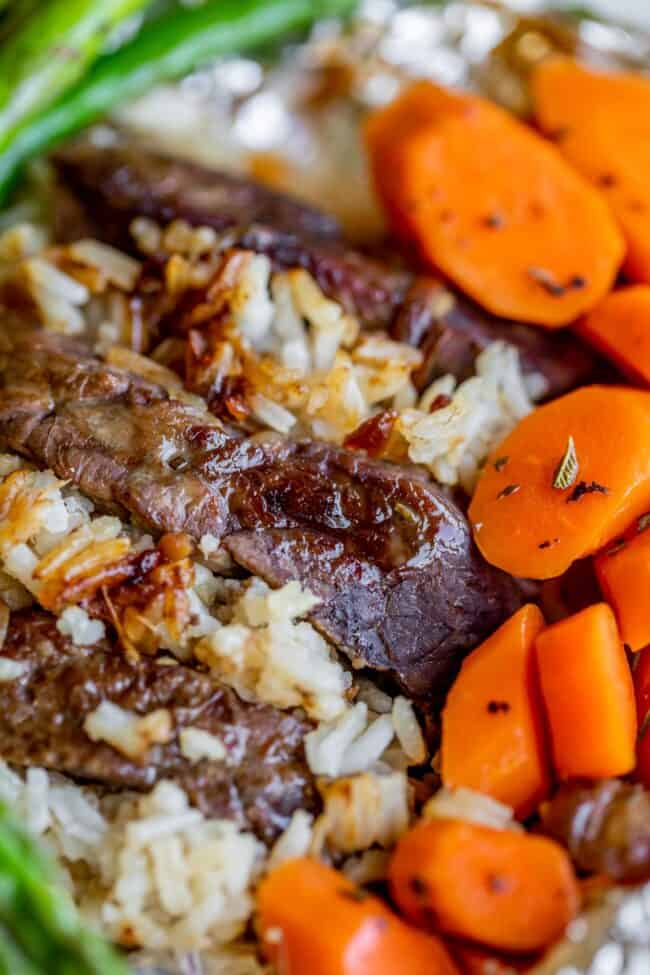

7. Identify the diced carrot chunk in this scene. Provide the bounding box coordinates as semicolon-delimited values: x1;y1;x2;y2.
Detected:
442;605;550;819
595;522;650;651
578;286;650;386
535;603;637;779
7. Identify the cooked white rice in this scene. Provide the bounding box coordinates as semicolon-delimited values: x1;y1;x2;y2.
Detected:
0;220;544;479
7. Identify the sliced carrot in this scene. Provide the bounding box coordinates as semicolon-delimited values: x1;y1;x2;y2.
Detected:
389;818;579;953
257;857;460;975
365;81;624;327
577;286;650;386
468;385;650;579
535;603;637;779
441;604;551;819
532;58;650;284
595;518;650;651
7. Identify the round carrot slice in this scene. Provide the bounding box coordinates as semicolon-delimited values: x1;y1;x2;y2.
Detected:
468;385;650;578
365;81;624;327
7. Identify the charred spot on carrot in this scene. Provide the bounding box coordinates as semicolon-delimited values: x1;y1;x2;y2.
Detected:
497;484;520;499
486;700;511;714
528;267;588;298
493;456;509;472
566;481;609;503
409;875;430;899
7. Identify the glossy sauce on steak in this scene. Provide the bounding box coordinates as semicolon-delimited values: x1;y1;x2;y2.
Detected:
0;610;317;843
0;329;519;699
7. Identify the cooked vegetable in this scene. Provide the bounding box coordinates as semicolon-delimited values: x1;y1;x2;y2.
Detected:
388;818;579;953
540;780;650;883
365;80;624;327
441;604;551;819
257;857;460;975
0;0;357;205
468;386;650;579
532;58;650;284
0;800;129;974
595;514;650;651
0;0;149;149
535;603;637;779
578;286;650;386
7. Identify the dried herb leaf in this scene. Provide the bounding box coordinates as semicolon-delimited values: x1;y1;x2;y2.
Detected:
553;436;579;490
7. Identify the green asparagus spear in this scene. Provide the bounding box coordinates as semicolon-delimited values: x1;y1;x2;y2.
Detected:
0;927;41;975
0;0;357;204
0;801;129;974
0;0;151;143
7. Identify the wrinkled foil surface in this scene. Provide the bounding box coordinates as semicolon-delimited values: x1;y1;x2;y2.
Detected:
116;3;650;972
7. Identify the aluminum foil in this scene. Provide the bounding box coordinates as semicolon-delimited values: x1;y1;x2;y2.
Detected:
119;3;650;972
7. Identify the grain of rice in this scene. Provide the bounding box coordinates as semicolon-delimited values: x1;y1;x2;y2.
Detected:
84;702;173;761
180;728;227;763
0;658;27;681
423;786;519;831
267;810;314;869
56;605;106;646
391;696;427;765
315;770;410;854
66;239;141;291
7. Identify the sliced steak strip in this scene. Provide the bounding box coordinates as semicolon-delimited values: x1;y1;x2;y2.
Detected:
53;143;595;394
53;143;410;331
0;329;519;699
392;277;596;397
0;610;317;844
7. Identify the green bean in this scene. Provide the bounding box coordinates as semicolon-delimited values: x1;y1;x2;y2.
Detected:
0;802;130;974
0;0;357;204
0;0;151;143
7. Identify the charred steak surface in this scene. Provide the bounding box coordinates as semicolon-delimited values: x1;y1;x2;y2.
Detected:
0;610;316;843
0;329;518;699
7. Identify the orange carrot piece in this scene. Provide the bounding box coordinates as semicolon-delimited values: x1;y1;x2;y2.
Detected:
257;857;460;975
532;58;650;284
389;818;579;953
578;286;650;386
595;519;650;651
365;81;624;327
468;385;650;579
441;604;551;819
535;603;637;779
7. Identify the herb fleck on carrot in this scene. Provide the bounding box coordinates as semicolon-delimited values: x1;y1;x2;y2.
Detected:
552;436;579;490
566;481;608;503
497;484;520;499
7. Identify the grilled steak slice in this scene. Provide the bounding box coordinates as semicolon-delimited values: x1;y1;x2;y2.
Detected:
0;329;519;699
392;277;596;398
0;610;317;843
54;142;341;243
53;143;411;331
226;527;512;702
540;780;650;883
53;144;595;394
